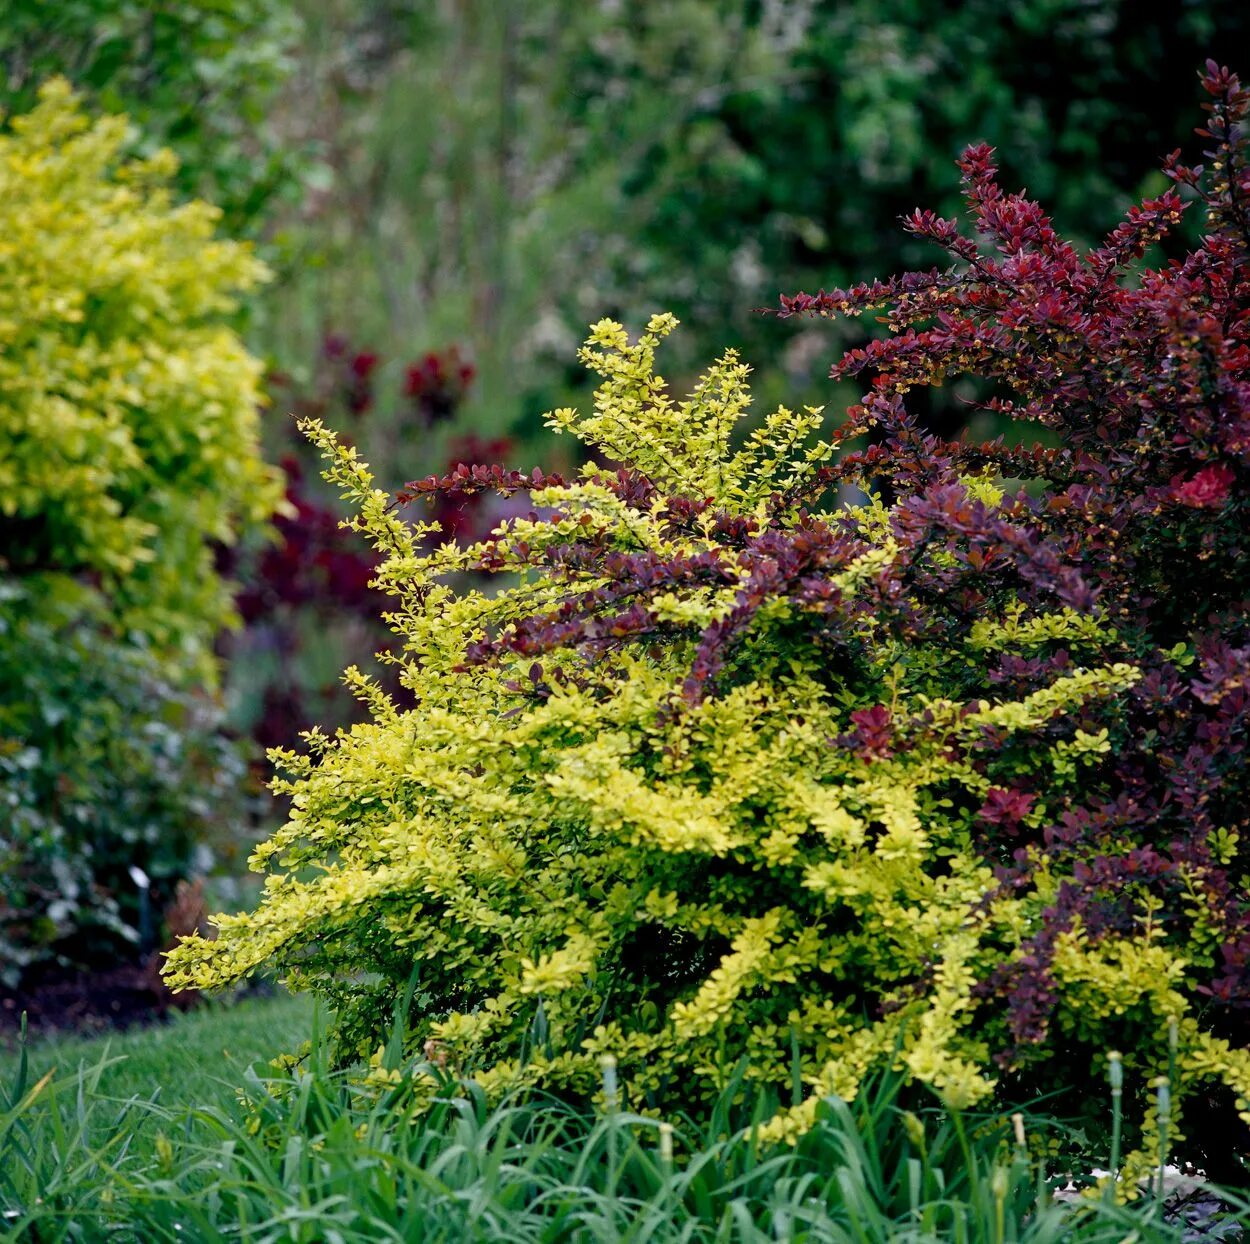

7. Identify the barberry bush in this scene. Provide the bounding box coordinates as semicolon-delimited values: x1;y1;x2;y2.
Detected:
167;65;1250;1177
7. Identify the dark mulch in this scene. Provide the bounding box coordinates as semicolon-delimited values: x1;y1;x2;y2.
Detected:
0;958;198;1043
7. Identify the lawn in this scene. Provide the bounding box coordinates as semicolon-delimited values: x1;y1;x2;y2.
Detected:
0;991;315;1120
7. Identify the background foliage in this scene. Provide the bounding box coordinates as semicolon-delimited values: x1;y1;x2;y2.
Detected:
254;0;1250;450
0;588;249;986
0;0;300;232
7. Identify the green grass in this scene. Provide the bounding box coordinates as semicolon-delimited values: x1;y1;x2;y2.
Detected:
0;990;314;1118
4;1005;1248;1242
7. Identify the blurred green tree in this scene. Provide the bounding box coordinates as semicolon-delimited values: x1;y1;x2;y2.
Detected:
555;0;1250;427
0;0;301;231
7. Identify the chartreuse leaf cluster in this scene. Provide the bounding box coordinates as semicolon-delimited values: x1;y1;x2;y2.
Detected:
0;78;281;677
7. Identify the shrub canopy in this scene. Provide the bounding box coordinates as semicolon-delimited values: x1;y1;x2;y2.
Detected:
167;64;1250;1177
0;78;281;676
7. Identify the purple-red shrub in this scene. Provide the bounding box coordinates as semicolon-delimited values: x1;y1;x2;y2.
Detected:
404;348;476;427
775;61;1250;1063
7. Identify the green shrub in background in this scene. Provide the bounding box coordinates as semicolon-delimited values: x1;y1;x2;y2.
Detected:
0;81;281;983
0;0;301;232
0;587;250;985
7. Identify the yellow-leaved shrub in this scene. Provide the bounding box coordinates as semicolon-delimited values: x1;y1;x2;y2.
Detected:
0;78;281;674
164;314;1250;1175
1;80;279;978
